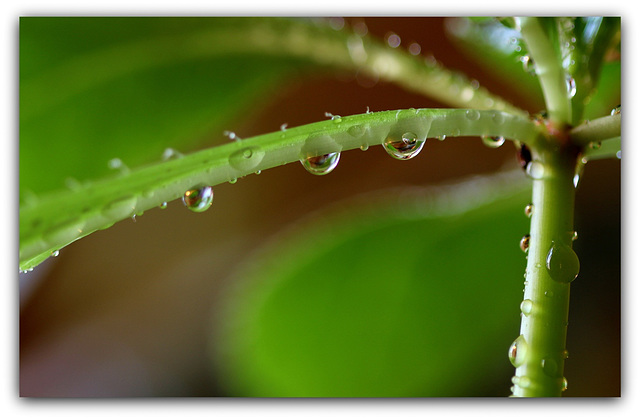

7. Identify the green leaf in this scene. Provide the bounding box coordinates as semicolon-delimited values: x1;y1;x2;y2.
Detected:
19;108;541;271
19;17;307;200
213;172;532;397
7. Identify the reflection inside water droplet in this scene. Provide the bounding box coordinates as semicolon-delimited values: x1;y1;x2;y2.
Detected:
508;335;528;367
524;203;534;218
383;132;425;160
182;186;214;213
301;152;341;175
520;234;531;252
481;135;506;148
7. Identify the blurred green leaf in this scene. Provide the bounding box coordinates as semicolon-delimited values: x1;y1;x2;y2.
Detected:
445;17;544;110
214;173;532;397
20;17;307;201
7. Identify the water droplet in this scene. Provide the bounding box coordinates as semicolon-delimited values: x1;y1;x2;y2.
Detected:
566;75;576;98
162;148;183;161
383;132;425;160
255;170;262;175
571;231;578;242
51;250;59;257
520;299;533;316
386;32;401;48
492;111;505;125
517;376;531;388
616;150;621;159
159;202;168;209
360;144;369;151
517;144;532;170
408;42;421;55
546;241;580;283
562;349;569;359
229;146;265;172
519;234;530;252
526;161;545;179
524;203;534;218
508;335;528;367
520;55;536;75
541;358;559;377
481;135;506;148
465;109;480;121
182;186;214;213
280;123;288;131
589;141;602;149
348;124;366;138
223;130;240;141
437;135;446;141
561;377;568;392
545;290;554;298
228;178;237;184
301;152;340;175
611;105;621;116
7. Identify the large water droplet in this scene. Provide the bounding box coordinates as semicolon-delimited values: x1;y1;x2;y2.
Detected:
229;146;265;172
481;135;506;148
520;299;533;316
301;152;340;175
465;109;480;121
524;203;534;218
508;335;528;367
182;186;214;213
383;132;425;160
526;161;545;179
520;234;531;252
545;241;580;283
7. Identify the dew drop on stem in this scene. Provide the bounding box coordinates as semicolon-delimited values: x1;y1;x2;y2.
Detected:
545;241;580;284
508;335;528;367
182;185;214;213
481;135;505;148
301;152;341;175
383;132;425;160
519;234;531;252
520;299;533;316
524;203;534;218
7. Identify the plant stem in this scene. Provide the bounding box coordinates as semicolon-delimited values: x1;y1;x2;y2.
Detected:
512;142;580;397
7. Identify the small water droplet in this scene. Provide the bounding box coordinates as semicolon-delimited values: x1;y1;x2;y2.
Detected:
520;55;536;75
229;146;265;171
520;234;531;252
562;349;569;359
481;135;506;148
526;161;545;179
546;241;580;283
228;178;237;184
545;290;554;298
182;186;214;213
541;358;559;377
465;109;480;121
159;202;168;209
51;250;59;257
386;32;401;48
520;299;533;316
566;75;577;98
571;231;578;242
280;123;288;131
408;42;421;55
524;203;534;218
162;148;184;161
611;105;621;116
589;141;602;149
301;152;340;175
492;111;505;125
255;169;262;175
437;135;446;141
508;335;528;367
348;124;366;138
223;131;240;141
383;132;425;160
561;377;568;392
360;144;369;151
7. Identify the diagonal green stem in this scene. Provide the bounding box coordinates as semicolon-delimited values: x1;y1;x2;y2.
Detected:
511;143;580;397
570;113;621;146
19;108;542;271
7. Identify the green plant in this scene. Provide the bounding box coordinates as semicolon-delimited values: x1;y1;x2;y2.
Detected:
19;17;620;397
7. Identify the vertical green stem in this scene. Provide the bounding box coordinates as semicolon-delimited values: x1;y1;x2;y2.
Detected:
511;144;580;397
